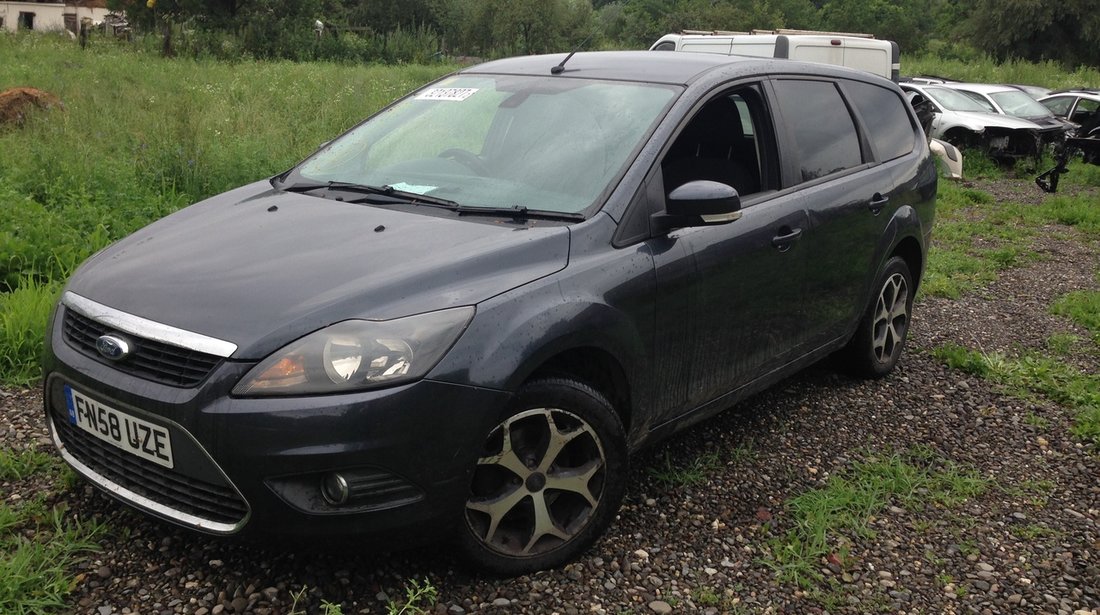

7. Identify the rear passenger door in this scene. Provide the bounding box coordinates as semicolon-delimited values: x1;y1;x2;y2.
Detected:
769;77;917;349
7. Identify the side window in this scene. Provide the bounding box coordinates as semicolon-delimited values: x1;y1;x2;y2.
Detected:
772;80;862;182
1070;98;1098;124
653;41;676;51
661;85;773;198
844;80;916;162
1042;96;1073;116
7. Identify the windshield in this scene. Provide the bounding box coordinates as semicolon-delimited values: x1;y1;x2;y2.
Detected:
990;91;1055;119
924;87;992;113
293;74;679;215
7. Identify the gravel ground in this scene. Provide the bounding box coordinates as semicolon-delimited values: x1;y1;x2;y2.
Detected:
2;178;1098;615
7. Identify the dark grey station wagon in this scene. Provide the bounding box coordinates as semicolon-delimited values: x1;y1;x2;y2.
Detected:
44;51;936;574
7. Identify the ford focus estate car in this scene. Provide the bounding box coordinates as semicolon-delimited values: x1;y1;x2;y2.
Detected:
44;51;936;574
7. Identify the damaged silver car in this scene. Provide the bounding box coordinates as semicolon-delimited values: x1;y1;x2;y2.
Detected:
901;82;1058;159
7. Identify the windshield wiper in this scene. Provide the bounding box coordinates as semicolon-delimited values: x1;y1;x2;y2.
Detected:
451;205;585;221
276;179;461;208
275;178;584;221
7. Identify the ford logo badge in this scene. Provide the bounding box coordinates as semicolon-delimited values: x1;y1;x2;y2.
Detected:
95;334;132;361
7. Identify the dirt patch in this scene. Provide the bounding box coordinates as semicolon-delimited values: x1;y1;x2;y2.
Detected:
0;87;64;127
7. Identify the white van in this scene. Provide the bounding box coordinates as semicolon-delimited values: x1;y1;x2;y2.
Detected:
650;29;900;82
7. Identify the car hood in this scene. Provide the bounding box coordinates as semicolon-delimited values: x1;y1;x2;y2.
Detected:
66;181;571;359
1020;115;1071;131
943;110;1043;130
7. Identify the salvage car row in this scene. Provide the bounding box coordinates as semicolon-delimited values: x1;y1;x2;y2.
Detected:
901;78;1097;160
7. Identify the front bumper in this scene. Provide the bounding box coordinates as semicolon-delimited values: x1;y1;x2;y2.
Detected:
44;307;511;543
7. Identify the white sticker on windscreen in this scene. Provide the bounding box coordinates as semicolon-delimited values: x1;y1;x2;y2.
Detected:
415;87;478;102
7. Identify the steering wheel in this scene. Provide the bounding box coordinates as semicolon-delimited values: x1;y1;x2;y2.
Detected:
438;148;487;175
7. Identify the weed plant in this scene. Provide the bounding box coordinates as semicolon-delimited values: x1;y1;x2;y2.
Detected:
0;278;61;387
0;455;104;615
762;450;987;589
1052;290;1100;343
933;344;1100;448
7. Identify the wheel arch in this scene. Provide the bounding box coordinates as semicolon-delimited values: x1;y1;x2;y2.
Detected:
890;234;924;293
432;290;646;437
525;346;634;435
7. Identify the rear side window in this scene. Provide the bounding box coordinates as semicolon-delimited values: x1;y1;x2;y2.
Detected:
844;81;916;162
773;80;861;182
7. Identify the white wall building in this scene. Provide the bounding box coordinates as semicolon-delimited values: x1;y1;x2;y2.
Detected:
0;2;112;34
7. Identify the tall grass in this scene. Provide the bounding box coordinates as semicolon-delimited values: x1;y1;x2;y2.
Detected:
905;53;1100;88
0;278;60;387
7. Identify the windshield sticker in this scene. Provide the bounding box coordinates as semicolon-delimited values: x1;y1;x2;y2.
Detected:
389;182;438;195
415;88;479;102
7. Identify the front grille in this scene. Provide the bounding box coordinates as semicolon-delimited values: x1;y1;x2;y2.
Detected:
63;308;222;387
52;409;248;527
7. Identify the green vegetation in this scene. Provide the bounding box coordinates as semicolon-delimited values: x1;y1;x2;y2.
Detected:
0;455;104;615
0;449;55;481
691;586;720;607
1046;333;1081;356
0;278;61;387
762;450;987;588
921;175;1100;300
1010;524;1061;540
1053;291;1100;344
386;578;439;615
647;449;724;487
933;344;1100;448
921;182;1031;299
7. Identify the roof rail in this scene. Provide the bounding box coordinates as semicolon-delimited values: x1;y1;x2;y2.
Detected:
751;28;876;38
677;28;876;38
679;29;749;35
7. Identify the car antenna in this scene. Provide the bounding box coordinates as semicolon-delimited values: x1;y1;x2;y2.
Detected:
551;32;594;75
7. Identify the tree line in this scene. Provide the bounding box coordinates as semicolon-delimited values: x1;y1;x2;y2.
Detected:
109;0;1100;68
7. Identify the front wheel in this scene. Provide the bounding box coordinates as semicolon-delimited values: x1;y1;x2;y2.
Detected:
457;378;627;575
841;256;914;378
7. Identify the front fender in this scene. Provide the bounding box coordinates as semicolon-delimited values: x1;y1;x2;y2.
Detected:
428;276;651;398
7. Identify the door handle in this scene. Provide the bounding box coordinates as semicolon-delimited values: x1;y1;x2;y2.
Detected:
869;193;889;214
771;227;802;251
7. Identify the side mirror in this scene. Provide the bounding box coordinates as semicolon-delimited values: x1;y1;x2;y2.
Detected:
653;180;742;232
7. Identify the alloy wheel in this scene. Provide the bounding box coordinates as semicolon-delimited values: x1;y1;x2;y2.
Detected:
465;408;606;557
872;272;909;363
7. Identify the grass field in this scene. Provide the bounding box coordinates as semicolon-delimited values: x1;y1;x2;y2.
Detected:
2;31;1099;614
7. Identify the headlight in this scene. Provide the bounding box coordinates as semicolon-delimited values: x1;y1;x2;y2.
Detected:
233;307;474;396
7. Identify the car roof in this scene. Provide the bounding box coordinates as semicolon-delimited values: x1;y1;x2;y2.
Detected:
1042;89;1100;99
461;50;879;86
943;83;1020;95
1048;87;1100;94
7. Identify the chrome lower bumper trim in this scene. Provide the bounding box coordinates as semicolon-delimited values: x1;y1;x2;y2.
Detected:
48;415;248;535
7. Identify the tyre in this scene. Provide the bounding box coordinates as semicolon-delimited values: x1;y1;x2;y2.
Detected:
841;256;914;378
458;378;627;575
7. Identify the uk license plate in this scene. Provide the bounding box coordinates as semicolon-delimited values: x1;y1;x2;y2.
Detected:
64;385;174;469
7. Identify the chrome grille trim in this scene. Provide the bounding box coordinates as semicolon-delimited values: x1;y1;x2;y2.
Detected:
63;309;223;387
48;414;249;534
62;291;237;358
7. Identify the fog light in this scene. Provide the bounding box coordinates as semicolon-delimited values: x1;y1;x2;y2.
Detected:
321;472;349;505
